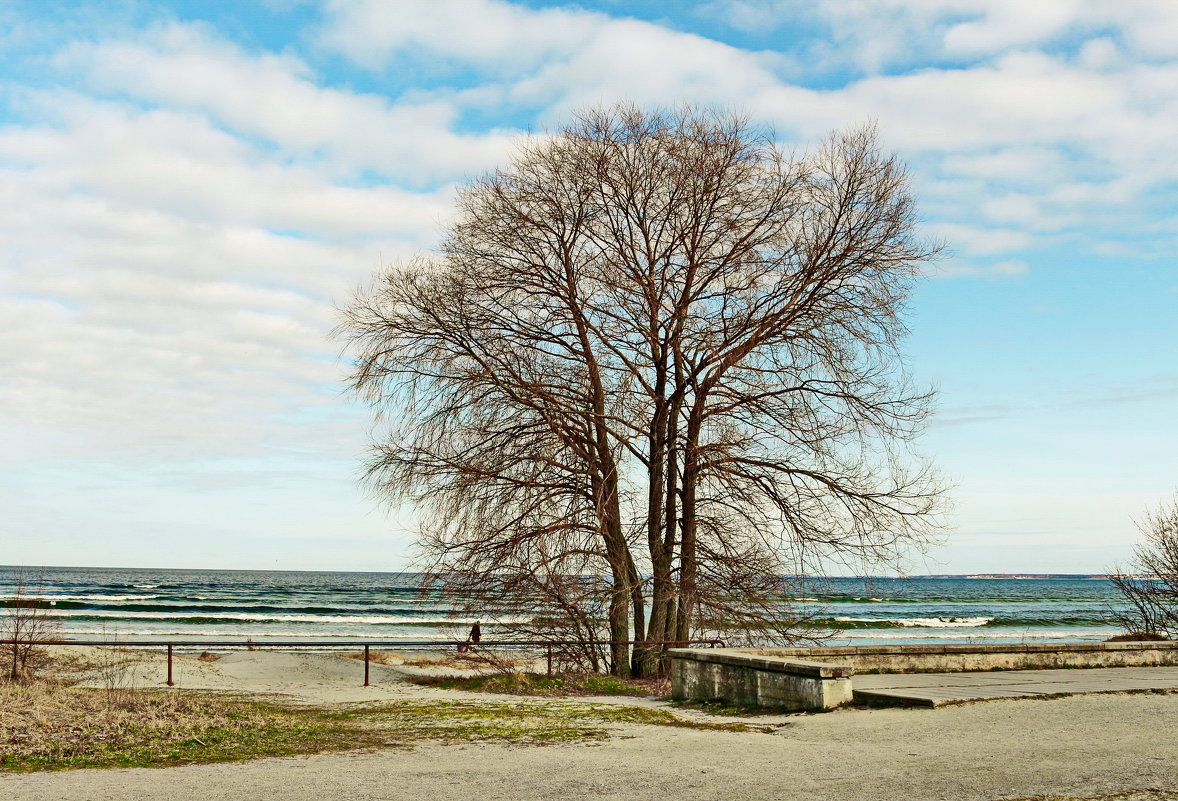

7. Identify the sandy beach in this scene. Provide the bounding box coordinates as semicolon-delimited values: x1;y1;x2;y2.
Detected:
4;648;1178;801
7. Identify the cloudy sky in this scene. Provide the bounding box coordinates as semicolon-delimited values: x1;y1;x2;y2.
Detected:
2;0;1176;574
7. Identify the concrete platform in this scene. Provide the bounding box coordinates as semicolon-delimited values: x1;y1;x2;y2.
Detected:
853;666;1178;707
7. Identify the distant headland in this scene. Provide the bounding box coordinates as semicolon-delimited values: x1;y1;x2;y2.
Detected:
915;573;1118;580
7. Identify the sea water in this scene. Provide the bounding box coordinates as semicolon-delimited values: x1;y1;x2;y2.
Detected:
0;566;1133;646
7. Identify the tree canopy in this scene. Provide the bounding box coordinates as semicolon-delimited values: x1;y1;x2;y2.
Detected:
340;105;946;676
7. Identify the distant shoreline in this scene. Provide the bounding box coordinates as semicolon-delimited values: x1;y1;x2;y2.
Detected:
914;574;1123;580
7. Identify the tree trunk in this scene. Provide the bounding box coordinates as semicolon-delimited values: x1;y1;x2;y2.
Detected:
594;447;633;677
638;394;669;675
675;399;704;642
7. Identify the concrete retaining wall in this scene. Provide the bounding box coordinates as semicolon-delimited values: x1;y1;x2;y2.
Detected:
740;641;1178;673
668;648;854;710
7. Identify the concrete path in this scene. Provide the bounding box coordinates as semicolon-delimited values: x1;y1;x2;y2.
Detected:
853;665;1178;706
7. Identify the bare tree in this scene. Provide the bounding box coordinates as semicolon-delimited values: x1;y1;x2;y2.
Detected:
1111;494;1178;639
339;105;945;676
3;568;61;682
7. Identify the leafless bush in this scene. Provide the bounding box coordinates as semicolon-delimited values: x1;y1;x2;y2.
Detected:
1111;494;1178;639
91;637;148;706
2;568;61;682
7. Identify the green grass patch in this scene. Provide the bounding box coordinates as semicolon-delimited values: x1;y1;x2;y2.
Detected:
406;671;666;698
345;699;769;743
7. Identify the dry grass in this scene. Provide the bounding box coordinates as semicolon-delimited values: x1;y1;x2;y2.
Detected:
0;679;761;773
1;646;56;680
1004;792;1178;801
341;649;405;666
196;652;221;663
0;682;388;772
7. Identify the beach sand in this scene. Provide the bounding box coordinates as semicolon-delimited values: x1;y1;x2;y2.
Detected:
48;645;539;702
5;648;1178;800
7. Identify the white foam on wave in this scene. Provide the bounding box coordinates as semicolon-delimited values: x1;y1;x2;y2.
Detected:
53;627;470;639
2;594;162;603
54;621;516;638
835;616;993;628
838;629;1113;640
49;609;532;625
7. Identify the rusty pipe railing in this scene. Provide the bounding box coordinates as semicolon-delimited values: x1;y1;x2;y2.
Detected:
0;638;726;686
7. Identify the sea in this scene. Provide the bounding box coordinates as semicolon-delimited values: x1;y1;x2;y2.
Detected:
0;566;1134;648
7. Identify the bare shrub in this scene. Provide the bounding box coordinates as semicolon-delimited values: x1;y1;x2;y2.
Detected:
94;647;147;706
2;568;61;682
1111;494;1178;639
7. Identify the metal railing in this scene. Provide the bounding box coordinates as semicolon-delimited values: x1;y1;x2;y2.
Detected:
0;637;726;686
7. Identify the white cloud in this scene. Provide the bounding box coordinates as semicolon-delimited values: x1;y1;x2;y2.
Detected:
316;0;1178;232
929;223;1034;257
505;19;781;117
702;0;1178;67
0;83;453;465
54;23;519;184
941;147;1068;184
0;96;457;244
940;0;1090;56
318;0;598;72
320;0;785;122
776;51;1130;150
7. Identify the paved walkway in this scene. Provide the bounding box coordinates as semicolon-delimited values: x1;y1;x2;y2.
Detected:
852;665;1178;706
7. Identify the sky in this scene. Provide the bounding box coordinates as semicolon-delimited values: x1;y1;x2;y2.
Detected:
2;0;1176;574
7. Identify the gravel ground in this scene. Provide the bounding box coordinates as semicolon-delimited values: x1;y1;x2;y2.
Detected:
5;689;1178;801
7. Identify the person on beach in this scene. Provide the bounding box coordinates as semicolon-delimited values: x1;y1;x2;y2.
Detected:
458;621;481;653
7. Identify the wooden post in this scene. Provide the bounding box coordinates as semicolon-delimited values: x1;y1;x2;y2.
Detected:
546;644;553;677
166;644;174;686
364;644;370;687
